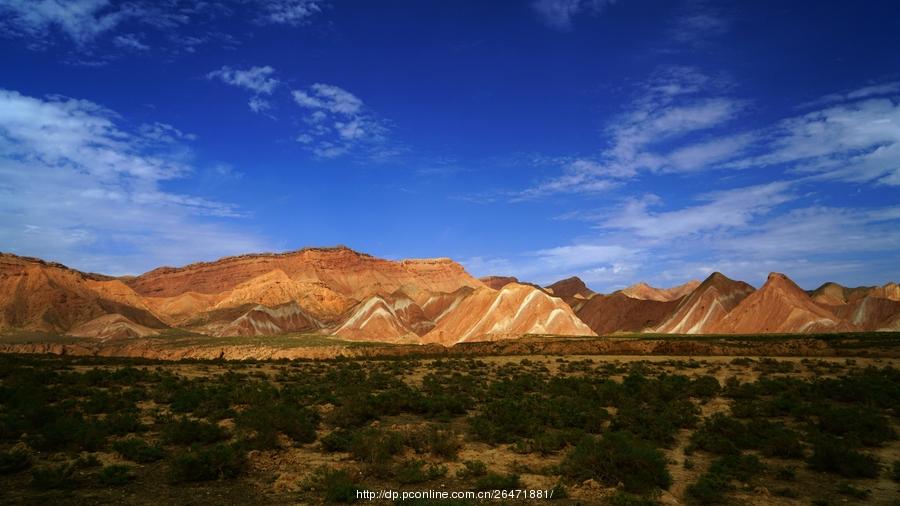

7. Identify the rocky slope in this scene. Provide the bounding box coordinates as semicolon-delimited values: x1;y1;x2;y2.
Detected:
621;280;701;302
709;273;852;333
576;292;680;334
653;273;755;334
2;250;898;343
545;276;594;299
421;283;595;345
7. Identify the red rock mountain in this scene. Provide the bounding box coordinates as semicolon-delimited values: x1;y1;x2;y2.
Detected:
2;250;897;340
576;292;680;334
653;273;755;334
479;276;520;290
709;273;852;334
621;280;701;302
0;248;591;344
545;276;594;299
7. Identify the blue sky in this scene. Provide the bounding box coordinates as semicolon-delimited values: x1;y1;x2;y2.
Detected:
1;0;899;291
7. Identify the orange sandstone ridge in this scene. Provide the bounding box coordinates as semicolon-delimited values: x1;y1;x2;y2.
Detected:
2;249;899;344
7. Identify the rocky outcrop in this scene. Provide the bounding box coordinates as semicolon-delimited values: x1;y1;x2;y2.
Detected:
421;283;595;345
576;293;680;335
621;280;701;302
545;276;594;299
654;272;755;334
709;273;852;334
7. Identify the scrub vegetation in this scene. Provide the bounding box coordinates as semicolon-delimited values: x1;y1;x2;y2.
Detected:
0;353;897;504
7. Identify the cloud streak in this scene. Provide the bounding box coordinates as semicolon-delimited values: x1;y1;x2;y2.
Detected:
0;88;270;274
208;65;280;113
292;83;391;159
531;0;617;30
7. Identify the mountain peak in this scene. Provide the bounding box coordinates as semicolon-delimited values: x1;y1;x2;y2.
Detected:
546;276;593;299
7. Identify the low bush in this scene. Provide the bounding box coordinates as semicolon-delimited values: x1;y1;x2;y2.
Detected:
807;437;879;478
112;438;166;463
306;467;359;504
104;411;146;435
162;417;229;446
608;491;661;506
473;472;520;491
395;459;447;484
321;428;356;453
815;406;895;447
560;432;671;494
835;482;870;499
686;454;764;505
456;459;487;479
237;402;319;449
97;464;135;487
0;448;31;474
168;443;246;482
30;463;77;489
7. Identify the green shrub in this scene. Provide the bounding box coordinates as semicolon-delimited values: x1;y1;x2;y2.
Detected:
608;491;661;506
395;459;447;484
0;448;31;474
237;402;319;448
322;428;356;452
560;432;672;494
307;467;359;503
168;443;246;482
835;482;870;499
112;438;166;463
162;417;229;446
807;437;879;478
404;426;461;460
685;455;763;505
26;412;107;452
104;411;146;435
97;465;134;487
349;428;403;464
816;406;895;446
30;463;77;489
473;472;520;491
456;460;487;479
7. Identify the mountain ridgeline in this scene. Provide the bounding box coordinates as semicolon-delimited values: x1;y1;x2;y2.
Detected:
1;248;898;343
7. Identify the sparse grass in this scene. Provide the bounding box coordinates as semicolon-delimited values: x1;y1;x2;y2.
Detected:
0;351;898;504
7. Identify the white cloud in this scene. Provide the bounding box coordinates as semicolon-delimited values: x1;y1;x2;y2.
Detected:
731;95;900;186
207;65;280;114
0;1;325;56
0;0;131;45
291;83;390;159
293;84;363;115
519;67;746;198
208;65;279;95
259;0;325;26
600;181;794;240
463;243;638;286
531;0;617;30
0;89;270;275
112;33;148;51
668;1;729;46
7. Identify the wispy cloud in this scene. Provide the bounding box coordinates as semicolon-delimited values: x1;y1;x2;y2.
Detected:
259;0;326;26
0;0;132;46
0;0;325;58
732;95;900;186
531;0;617;31
0;88;270;274
518;66;747;199
668;0;729;46
600;181;794;240
292;83;391;159
207;65;280;113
